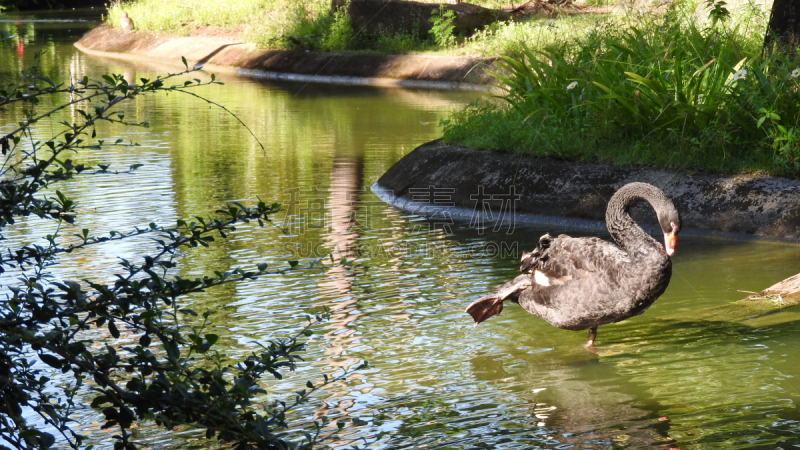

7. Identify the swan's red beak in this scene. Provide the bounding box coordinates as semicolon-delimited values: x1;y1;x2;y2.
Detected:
664;231;677;257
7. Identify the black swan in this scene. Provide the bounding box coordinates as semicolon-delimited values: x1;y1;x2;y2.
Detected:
465;182;681;346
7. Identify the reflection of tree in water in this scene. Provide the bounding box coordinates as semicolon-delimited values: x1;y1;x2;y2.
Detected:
311;152;367;427
316;155;364;367
308;149;435;439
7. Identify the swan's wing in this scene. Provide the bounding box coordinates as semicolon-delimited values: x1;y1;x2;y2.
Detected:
469;235;629;325
466;274;532;326
525;235;629;304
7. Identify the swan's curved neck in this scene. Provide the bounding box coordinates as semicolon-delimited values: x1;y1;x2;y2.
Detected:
605;183;669;255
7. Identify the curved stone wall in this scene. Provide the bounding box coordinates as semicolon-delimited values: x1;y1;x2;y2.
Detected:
74;26;497;90
373;140;800;241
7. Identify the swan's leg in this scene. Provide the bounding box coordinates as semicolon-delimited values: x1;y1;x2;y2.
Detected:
585;326;598;347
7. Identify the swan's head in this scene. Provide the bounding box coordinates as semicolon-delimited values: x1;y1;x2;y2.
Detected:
658;208;681;257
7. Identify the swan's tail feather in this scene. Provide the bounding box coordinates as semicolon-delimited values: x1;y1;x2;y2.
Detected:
466;275;532;326
520;233;552;273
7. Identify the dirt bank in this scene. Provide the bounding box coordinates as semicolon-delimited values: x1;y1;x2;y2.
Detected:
74;26;497;90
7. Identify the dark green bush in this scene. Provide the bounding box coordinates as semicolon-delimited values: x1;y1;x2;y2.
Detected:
0;53;368;449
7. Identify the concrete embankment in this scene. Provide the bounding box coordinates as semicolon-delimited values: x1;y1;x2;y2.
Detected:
74;26;497;90
373;140;800;242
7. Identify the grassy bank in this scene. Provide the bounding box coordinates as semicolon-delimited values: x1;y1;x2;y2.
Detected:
441;1;800;176
106;0;625;56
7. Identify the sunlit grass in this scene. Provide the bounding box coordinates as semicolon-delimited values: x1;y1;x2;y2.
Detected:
456;13;606;57
106;0;300;35
104;0;664;55
442;1;800;175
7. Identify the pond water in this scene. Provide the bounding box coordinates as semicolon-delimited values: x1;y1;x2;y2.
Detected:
4;10;800;450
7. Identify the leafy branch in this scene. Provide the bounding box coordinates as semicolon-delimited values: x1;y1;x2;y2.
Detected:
1;54;369;450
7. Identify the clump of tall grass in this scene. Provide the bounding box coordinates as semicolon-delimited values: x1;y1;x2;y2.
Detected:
459;13;605;57
443;2;800;175
242;2;353;50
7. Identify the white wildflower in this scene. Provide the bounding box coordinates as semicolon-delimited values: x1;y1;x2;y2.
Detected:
791;68;800;79
733;69;748;81
567;81;578;91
